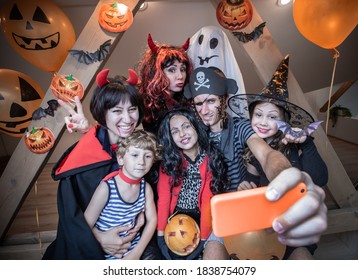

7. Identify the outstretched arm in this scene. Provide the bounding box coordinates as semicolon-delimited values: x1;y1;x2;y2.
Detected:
59;96;90;134
247;133;291;181
266;167;328;247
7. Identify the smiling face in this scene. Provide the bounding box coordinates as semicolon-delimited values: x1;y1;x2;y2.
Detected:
119;146;154;180
163;60;187;93
105;99;140;143
251;102;284;141
169;114;199;158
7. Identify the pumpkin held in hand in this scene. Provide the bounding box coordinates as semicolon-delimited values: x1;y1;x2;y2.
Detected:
164;214;200;256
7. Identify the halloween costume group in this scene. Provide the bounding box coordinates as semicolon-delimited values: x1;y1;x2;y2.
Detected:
43;28;328;260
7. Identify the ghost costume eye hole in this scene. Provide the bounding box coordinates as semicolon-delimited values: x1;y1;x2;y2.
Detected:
198;34;204;45
210;38;218;49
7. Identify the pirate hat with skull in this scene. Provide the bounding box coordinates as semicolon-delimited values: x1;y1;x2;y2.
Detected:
184;67;238;99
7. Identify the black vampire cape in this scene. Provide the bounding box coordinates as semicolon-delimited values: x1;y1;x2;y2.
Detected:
43;125;118;260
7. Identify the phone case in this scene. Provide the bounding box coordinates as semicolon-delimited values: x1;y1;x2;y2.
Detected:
211;182;307;237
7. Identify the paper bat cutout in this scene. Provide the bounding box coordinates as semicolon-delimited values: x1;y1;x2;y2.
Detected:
232;22;266;43
32;99;59;120
68;39;112;65
276;120;323;138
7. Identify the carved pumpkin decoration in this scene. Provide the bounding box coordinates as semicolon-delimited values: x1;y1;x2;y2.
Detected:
164;214;200;256
0;69;44;137
216;0;253;31
0;0;76;72
24;127;55;154
98;2;133;33
224;230;286;260
50;74;84;103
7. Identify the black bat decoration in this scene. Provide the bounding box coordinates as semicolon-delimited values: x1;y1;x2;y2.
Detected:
276;120;323;138
232;22;266;43
68;39;112;65
32;99;60;120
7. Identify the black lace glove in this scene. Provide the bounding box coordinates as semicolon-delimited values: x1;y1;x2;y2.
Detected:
186;240;205;260
157;236;172;260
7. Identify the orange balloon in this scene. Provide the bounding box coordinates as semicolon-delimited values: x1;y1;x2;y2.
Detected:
0;69;45;137
224;230;286;260
293;0;358;49
0;0;76;72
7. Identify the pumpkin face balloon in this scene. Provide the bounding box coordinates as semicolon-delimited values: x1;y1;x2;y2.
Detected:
24;127;55;154
164;214;200;256
0;69;44;137
50;74;84;103
0;0;76;72
98;2;133;33
216;0;253;30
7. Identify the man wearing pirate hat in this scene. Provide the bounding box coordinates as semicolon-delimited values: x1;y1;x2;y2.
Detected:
184;66;327;260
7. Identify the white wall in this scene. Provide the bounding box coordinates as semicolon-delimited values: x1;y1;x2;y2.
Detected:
305;81;358;117
305;80;358;144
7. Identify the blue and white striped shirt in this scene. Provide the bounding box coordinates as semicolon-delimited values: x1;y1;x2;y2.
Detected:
95;177;145;260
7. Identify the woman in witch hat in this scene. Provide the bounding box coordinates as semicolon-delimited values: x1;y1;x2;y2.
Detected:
229;55;328;259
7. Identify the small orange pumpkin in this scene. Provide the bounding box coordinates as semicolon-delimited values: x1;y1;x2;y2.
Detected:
164;214;200;256
216;0;253;30
50;74;84;103
24;127;55;154
98;2;133;33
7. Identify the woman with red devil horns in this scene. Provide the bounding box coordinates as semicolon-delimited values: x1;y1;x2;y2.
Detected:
43;69;147;260
136;33;192;134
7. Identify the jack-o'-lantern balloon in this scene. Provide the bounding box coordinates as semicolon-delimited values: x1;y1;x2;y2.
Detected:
293;0;358;49
216;0;253;30
0;69;44;137
98;2;133;33
50;73;84;103
24;127;55;154
224;230;286;260
164;214;200;256
0;0;76;72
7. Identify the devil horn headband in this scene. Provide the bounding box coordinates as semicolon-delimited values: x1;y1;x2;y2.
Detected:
181;38;190;51
148;33;190;53
148;33;159;54
96;69;110;88
126;69;138;86
96;68;138;88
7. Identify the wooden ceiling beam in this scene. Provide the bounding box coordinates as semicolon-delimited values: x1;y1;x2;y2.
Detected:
319;79;357;112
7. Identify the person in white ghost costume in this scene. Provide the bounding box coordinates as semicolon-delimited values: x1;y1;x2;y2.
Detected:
188;25;249;119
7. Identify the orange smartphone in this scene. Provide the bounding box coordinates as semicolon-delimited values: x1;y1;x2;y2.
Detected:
211;182;307;237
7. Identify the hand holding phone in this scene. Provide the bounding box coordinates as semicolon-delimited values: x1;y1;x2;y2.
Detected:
211;182;307;237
